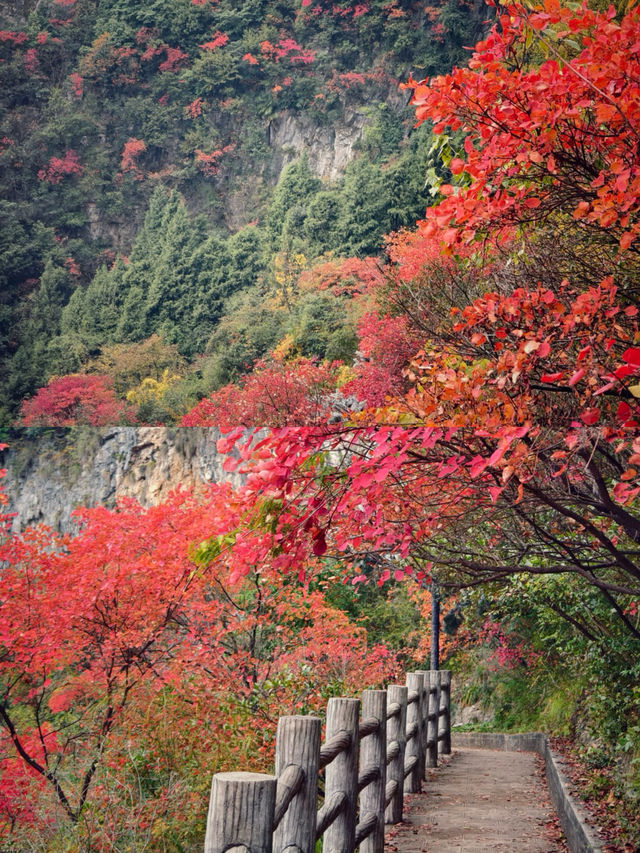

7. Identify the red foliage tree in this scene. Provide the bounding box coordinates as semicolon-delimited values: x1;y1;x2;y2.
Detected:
79;32;141;88
341;311;423;407
119;137;146;178
259;38;315;64
184;96;204;118
37;150;82;184
199;31;228;50
194;143;235;176
0;31;28;45
23;47;38;73
68;71;83;98
298;255;384;297
0;483;399;843
158;46;189;71
181;355;340;428
19;374;136;426
403;1;640;253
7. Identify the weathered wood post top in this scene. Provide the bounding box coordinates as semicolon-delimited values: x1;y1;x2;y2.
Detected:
205;771;277;853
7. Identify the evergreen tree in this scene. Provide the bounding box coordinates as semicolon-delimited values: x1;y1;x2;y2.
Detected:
143;199;204;353
289;292;356;363
303;190;345;255
337;159;393;256
4;261;73;416
60;261;125;349
266;155;322;246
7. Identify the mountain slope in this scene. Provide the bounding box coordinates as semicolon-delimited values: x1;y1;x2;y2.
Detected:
0;0;490;423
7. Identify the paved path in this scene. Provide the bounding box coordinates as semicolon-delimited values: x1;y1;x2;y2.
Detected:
385;748;567;853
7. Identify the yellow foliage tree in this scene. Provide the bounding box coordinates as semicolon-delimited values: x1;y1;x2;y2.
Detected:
271;251;307;310
126;368;183;422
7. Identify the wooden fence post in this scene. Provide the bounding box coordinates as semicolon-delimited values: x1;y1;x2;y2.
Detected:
273;716;321;853
429;669;441;767
359;689;387;853
415;670;432;778
323;697;360;853
404;672;424;793
205;771;277;853
426;671;439;769
385;684;407;825
439;670;452;755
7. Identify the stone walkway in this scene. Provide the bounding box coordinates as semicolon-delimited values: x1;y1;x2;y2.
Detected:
385;748;567;853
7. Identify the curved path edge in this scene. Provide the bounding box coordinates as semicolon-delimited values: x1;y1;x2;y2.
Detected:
452;732;603;853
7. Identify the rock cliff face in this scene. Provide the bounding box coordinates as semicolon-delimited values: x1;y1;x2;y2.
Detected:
1;428;244;533
265;85;408;182
267;108;368;182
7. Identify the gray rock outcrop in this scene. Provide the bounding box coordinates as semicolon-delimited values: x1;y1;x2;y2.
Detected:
1;427;244;533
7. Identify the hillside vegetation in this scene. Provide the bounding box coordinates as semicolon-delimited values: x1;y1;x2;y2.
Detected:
0;0;487;424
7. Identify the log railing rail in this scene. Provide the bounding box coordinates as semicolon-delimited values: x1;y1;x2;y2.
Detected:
204;670;451;853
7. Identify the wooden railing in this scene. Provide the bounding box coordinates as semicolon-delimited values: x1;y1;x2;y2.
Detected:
204;669;451;853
